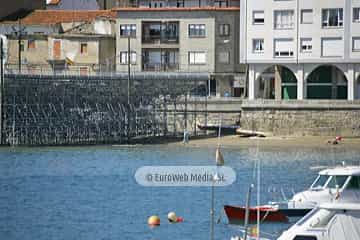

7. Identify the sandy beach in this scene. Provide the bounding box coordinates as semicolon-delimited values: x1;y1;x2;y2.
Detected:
170;135;360;149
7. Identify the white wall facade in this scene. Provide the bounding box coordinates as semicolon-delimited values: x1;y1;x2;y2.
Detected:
240;0;360;100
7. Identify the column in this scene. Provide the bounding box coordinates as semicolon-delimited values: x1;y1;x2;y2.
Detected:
346;64;355;101
248;64;256;100
274;65;282;100
296;65;304;100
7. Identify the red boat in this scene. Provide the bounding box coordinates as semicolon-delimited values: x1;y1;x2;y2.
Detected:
224;205;289;224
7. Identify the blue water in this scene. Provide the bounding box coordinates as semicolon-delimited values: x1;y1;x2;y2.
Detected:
0;144;359;240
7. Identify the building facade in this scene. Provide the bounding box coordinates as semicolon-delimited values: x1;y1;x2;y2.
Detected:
1;10;116;75
115;7;244;97
240;0;360;100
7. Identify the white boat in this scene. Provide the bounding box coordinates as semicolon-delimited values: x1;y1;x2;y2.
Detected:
277;203;360;240
284;165;360;209
226;165;360;223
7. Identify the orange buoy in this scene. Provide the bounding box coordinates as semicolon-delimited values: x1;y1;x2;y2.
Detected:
148;215;160;227
176;217;184;223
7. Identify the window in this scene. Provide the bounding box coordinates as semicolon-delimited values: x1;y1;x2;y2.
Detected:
300;38;312;53
274;10;294;29
354;8;360;22
253;11;264;25
218;51;230;64
120;51;137;64
188;51;206;64
311;175;329;189
214;0;229;8
252;39;264;53
219;24;230;36
176;0;184;7
27;39;36;49
347;176;360;189
321;38;343;57
322;8;343;27
80;43;88;55
326;175;348;189
353;37;360;52
120;24;136;37
274;39;294;57
189;24;206;38
301;9;313;24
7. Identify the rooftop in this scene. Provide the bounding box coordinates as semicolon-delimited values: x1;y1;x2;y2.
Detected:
319;166;360;176
113;7;240;12
0;10;116;25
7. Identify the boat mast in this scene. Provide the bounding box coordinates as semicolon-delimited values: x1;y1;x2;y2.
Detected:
256;144;260;240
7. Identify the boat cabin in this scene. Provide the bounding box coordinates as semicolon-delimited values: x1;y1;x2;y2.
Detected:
310;166;360;191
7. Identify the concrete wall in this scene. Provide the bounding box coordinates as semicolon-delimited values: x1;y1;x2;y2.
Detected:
7;36;49;66
162;98;360;137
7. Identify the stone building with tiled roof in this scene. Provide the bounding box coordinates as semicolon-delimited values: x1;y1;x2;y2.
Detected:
0;10;117;74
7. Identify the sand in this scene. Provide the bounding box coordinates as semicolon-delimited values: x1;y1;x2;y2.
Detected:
170;135;360;149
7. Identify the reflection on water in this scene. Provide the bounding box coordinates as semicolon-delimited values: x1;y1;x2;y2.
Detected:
0;145;359;240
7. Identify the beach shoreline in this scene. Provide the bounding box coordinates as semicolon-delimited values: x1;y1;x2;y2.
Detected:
169;135;360;149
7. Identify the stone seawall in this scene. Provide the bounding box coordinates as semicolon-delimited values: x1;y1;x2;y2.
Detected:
164;98;360;137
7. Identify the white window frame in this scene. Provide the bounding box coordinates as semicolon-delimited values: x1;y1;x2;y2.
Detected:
120;24;136;37
321;37;343;57
274;38;294;58
353;37;360;52
120;51;137;64
188;51;206;65
354;8;360;23
274;10;294;29
322;8;343;28
188;24;206;38
300;38;312;53
301;9;313;24
252;39;264;53
253;11;265;25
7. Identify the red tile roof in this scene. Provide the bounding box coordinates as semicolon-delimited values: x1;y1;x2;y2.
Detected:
2;10;116;25
113;7;240;12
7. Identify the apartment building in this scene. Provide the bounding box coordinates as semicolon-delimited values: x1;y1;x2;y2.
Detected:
240;0;360;100
114;6;244;97
0;10;116;74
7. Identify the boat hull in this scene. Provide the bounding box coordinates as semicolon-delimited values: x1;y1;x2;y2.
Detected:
224;205;310;224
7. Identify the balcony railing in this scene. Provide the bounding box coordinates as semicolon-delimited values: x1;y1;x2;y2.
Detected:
142;34;179;44
142;63;179;72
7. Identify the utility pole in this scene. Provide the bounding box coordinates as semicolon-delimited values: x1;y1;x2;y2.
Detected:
17;19;22;73
12;19;26;74
0;37;4;145
127;36;131;142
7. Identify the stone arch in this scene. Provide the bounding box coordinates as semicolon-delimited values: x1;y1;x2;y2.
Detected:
306;65;348;99
255;65;298;99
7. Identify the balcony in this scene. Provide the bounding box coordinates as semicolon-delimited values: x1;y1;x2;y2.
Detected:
142;49;179;72
142;21;179;44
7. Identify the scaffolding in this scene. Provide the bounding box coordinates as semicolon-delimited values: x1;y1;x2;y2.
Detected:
0;72;209;146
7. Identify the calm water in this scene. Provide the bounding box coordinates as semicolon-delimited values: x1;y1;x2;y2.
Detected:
0;144;359;240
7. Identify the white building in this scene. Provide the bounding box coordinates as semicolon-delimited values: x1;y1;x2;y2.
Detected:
239;0;360;100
